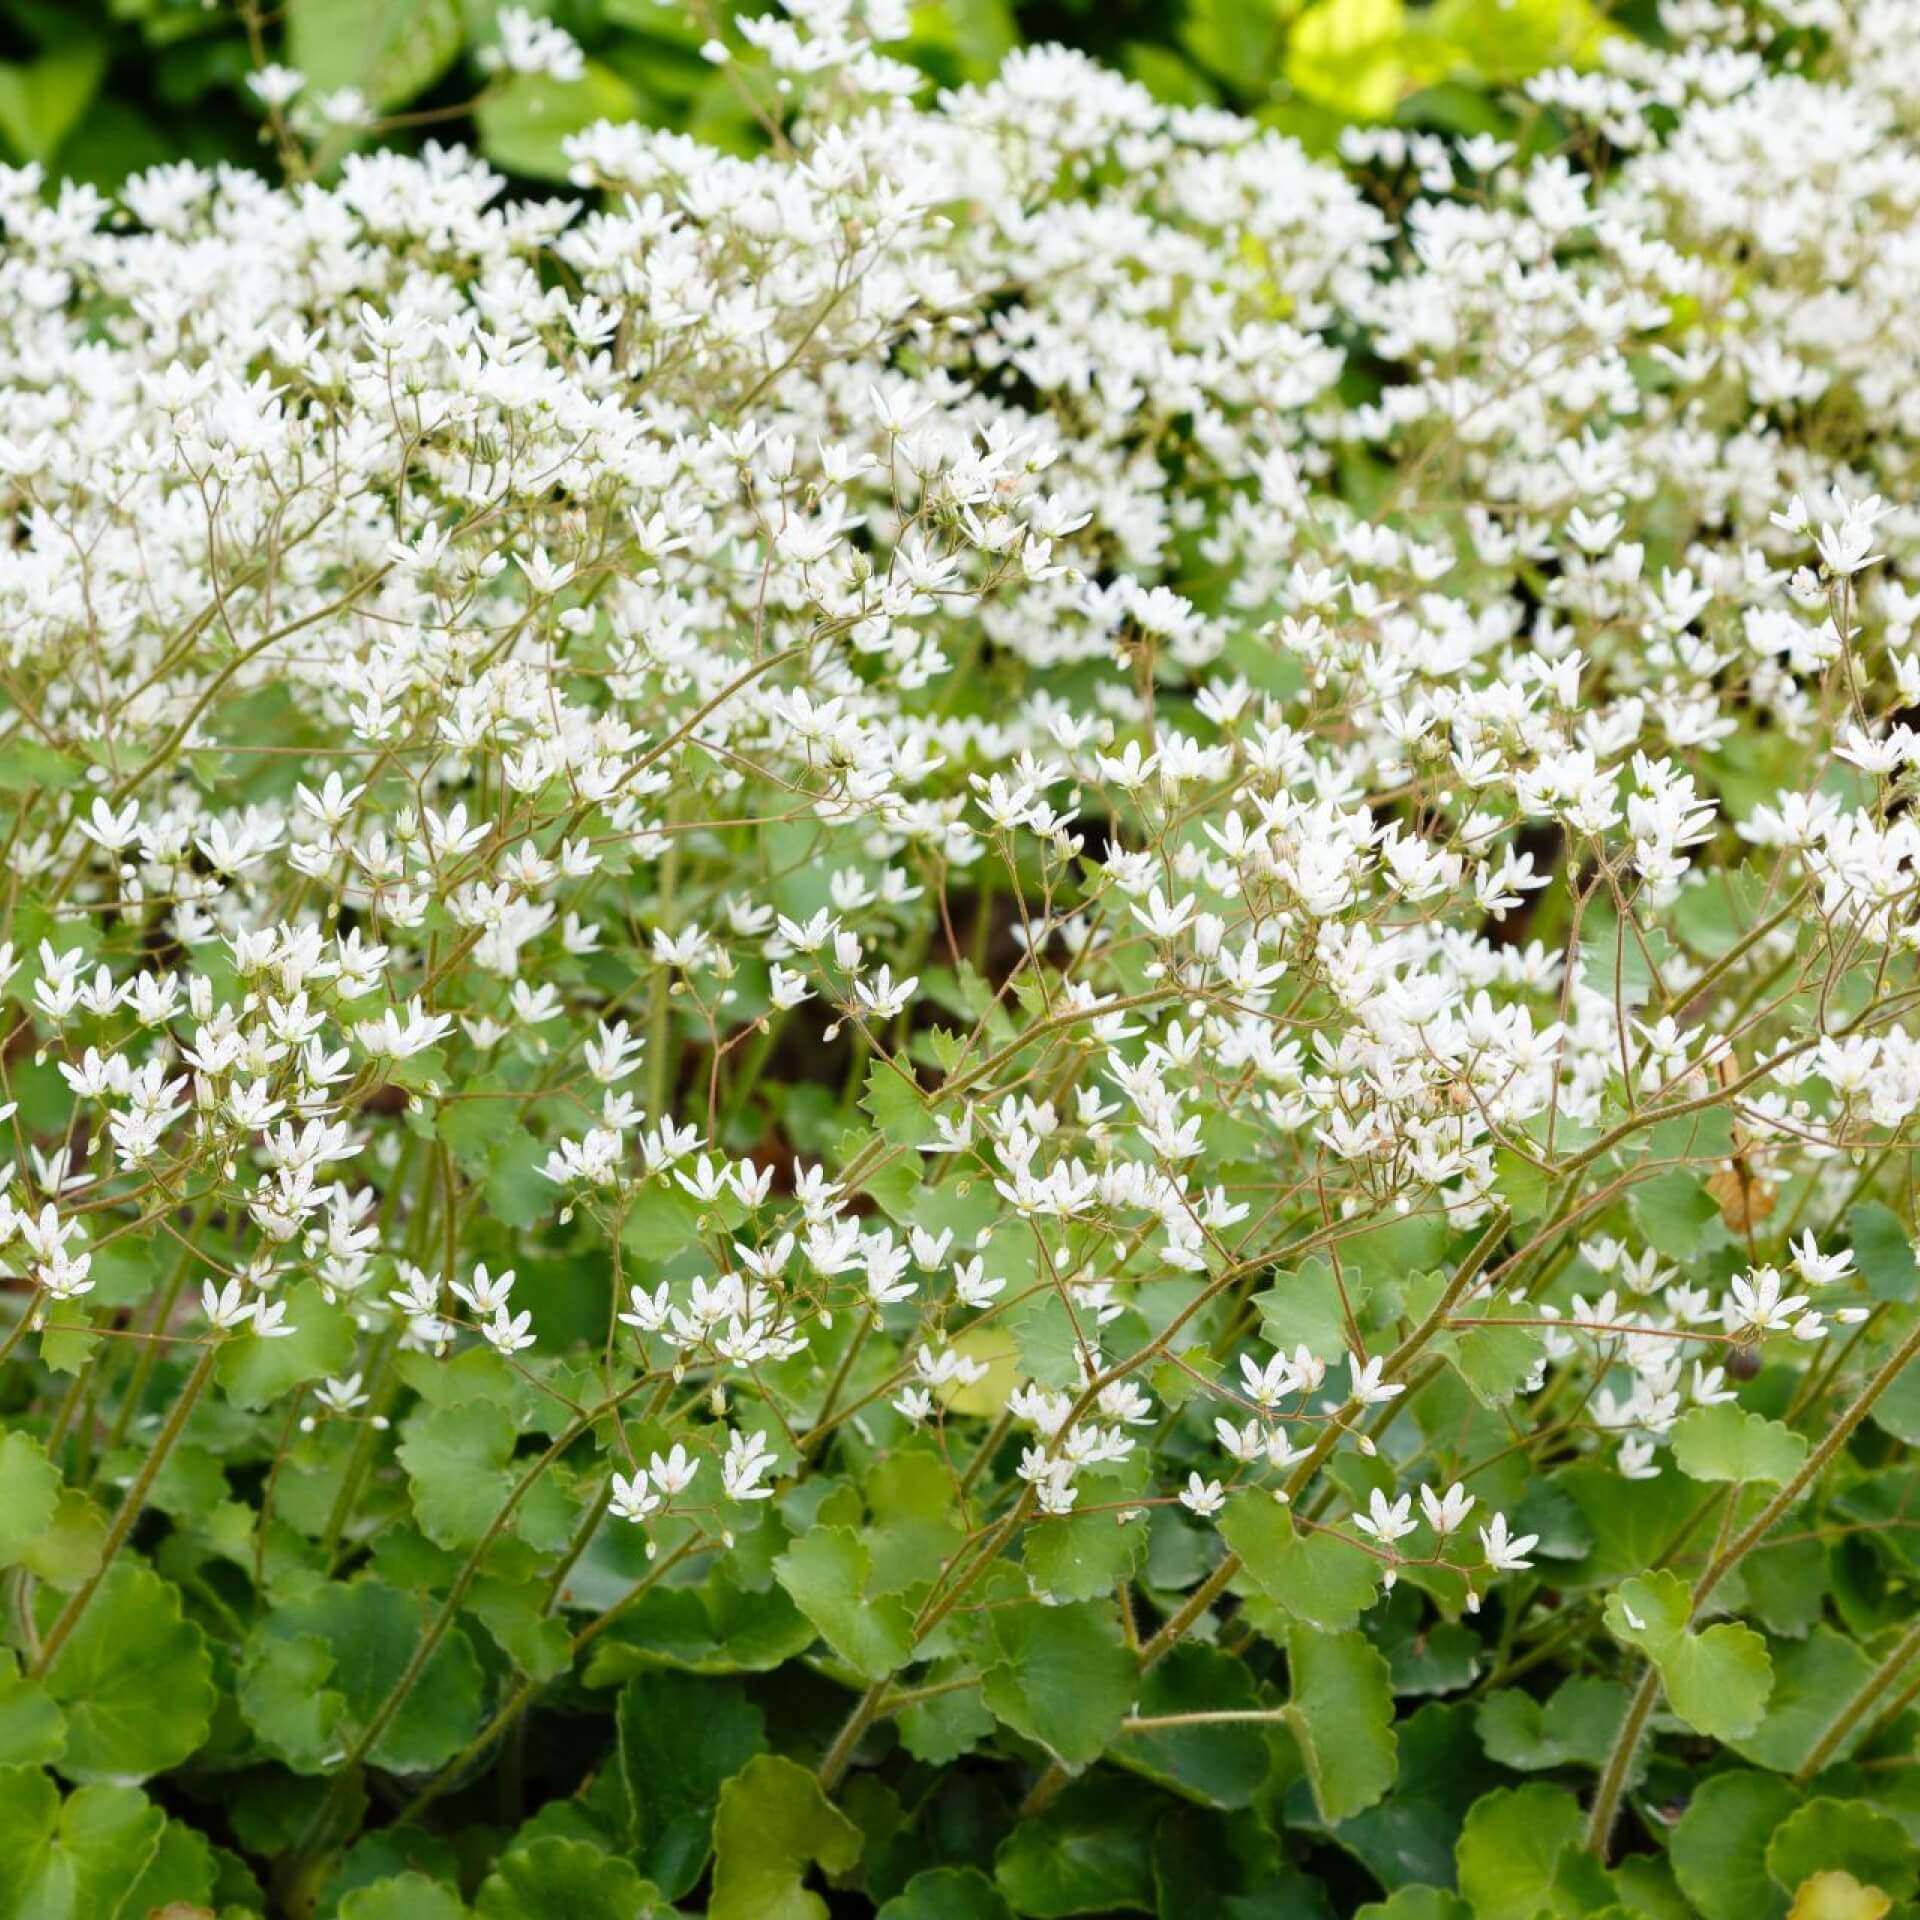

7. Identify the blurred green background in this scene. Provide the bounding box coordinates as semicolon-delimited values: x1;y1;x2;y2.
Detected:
4;0;1653;191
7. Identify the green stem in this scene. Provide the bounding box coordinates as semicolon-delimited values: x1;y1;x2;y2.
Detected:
1795;1612;1920;1784
31;1341;219;1676
1587;1310;1920;1857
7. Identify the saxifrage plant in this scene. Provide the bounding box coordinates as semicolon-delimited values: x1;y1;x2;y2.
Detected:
4;2;1920;1916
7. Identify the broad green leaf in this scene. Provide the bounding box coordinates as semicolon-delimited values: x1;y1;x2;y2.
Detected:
1787;1873;1894;1920
239;1578;483;1775
1436;1296;1542;1408
1766;1801;1918;1903
709;1753;862;1920
1847;1203;1917;1302
1603;1570;1773;1741
1455;1784;1612;1920
216;1279;356;1409
0;1432;60;1568
477;63;643;182
0;1767;164;1920
1628;1171;1722;1262
0;38;107;163
861;1058;936;1146
1286;1624;1396;1823
1425;0;1612;80
1731;1628;1878;1775
287;0;463;110
474;1836;658;1918
1255;1257;1366;1363
1285;0;1406;121
580;1570;814;1683
341;1872;469;1920
618;1669;765;1899
982;1600;1136;1769
397;1399;519;1550
1475;1676;1631;1775
120;1815;219;1917
1222;1492;1380;1632
773;1527;916;1682
1359;1895;1472;1920
1672;1772;1802;1920
1671;1404;1809;1486
1023;1510;1148;1604
992;1778;1157;1918
40;1559;215;1783
19;1491;105;1592
0;1652;63;1770
877;1866;1013;1920
896;1660;995;1764
1122;1646;1271;1810
1007;1290;1081;1389
1335;1700;1502;1895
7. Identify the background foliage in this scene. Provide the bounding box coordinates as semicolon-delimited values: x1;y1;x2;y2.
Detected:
8;0;1644;188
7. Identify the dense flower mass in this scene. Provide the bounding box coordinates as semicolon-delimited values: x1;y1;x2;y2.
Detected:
6;1;1920;1913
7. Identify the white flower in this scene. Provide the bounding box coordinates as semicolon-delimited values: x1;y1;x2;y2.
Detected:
1178;1473;1226;1517
1419;1482;1475;1535
1354;1489;1417;1544
1347;1352;1405;1407
1479;1513;1540;1573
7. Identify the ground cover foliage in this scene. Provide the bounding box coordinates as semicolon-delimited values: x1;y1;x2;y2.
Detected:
3;1;1920;1917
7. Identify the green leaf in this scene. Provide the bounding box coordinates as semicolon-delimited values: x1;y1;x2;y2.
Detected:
982;1601;1136;1770
877;1866;1013;1920
709;1753;862;1920
1848;1204;1918;1301
1437;1296;1543;1408
477;62;643;182
992;1778;1157;1918
0;37;107;164
861;1059;936;1147
0;1653;64;1769
398;1399;519;1550
0;1432;60;1568
896;1660;994;1764
1022;1510;1148;1604
286;0;462;110
216;1279;356;1409
0;1767;165;1920
1766;1801;1918;1902
239;1579;483;1775
41;1560;215;1783
1425;0;1613;80
1285;0;1407;120
1122;1646;1271;1810
1255;1257;1365;1363
341;1872;470;1920
1671;1405;1809;1486
1286;1624;1396;1823
474;1836;660;1919
1007;1290;1081;1389
1672;1772;1802;1920
1629;1171;1723;1262
1359;1895;1473;1920
1341;1701;1502;1895
773;1527;916;1682
120;1815;219;1917
1455;1784;1613;1920
18;1491;106;1593
618;1670;765;1900
1475;1676;1631;1775
1603;1570;1773;1741
1221;1492;1380;1632
1730;1628;1878;1776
